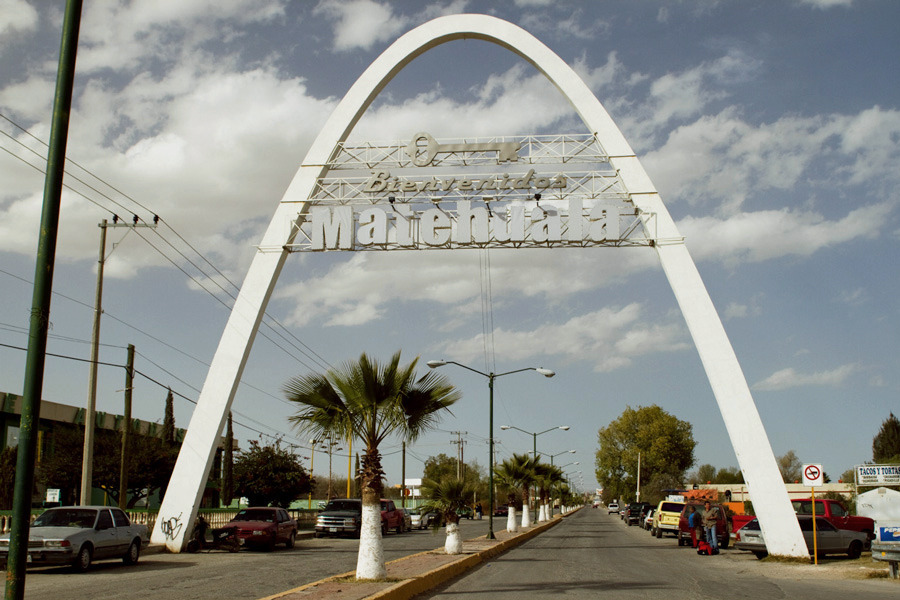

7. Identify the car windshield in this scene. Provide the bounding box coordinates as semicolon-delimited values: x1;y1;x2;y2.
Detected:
660;503;682;512
233;509;275;522
324;500;360;511
33;508;97;529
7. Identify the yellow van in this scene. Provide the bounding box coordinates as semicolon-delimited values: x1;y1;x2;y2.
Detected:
651;500;685;538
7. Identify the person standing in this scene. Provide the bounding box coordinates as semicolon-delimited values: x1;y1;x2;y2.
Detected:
703;501;719;553
687;505;700;548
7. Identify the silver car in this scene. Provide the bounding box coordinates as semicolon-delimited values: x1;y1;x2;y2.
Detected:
734;515;867;559
0;506;149;572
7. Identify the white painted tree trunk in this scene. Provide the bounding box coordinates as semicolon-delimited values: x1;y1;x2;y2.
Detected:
521;502;532;528
356;502;386;580
506;507;518;533
444;521;462;554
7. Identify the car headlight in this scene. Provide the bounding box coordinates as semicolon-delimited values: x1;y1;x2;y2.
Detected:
344;518;357;526
44;540;71;548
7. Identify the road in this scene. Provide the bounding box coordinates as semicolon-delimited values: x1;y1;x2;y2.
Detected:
421;508;897;600
16;517;491;600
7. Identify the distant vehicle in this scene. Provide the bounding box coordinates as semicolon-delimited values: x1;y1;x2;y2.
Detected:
625;502;651;526
643;508;656;530
0;506;148;572
456;506;474;520
652;500;685;538
607;501;619;514
227;507;297;551
408;508;437;529
400;508;413;531
494;505;510;517
677;502;729;548
734;515;867;559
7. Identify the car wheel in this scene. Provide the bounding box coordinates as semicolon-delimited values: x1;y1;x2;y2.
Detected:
677;535;685;547
655;528;662;539
719;534;729;550
382;522;388;536
754;551;768;560
285;530;296;549
396;522;404;534
123;539;141;565
847;540;862;559
314;532;323;539
73;544;92;573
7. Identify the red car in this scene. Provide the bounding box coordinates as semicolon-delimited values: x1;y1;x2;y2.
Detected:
227;507;297;551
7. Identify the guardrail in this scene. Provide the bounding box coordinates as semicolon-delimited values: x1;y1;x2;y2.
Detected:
0;508;318;534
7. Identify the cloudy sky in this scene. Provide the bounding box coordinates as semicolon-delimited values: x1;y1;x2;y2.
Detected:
2;0;898;496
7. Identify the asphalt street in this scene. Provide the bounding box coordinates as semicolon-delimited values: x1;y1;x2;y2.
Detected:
420;508;897;600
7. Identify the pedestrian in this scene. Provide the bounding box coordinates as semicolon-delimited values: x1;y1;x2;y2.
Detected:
687;505;700;548
475;503;483;520
703;501;719;553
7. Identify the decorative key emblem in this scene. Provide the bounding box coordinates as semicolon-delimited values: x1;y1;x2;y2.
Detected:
405;132;520;166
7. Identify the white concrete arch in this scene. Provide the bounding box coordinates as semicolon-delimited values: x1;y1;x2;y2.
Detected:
152;14;807;557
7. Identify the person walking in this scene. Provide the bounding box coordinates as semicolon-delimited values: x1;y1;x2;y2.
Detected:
703;501;719;553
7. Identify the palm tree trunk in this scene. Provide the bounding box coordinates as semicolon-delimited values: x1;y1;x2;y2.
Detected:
521;493;532;528
356;485;386;579
506;506;518;533
444;518;462;554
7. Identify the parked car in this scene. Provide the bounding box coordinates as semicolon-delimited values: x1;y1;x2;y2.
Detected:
494;505;510;517
677;502;729;548
400;508;413;531
652;500;685;538
315;498;405;538
734;515;867;559
456;506;474;520
607;501;619;514
227;507;297;551
0;506;148;572
625;502;651;526
791;499;875;543
643;508;656;530
408;508;437;529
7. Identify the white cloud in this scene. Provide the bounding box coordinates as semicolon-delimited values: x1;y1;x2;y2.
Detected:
439;303;689;372
315;0;408;52
0;0;38;37
752;363;858;391
678;203;891;265
797;0;853;8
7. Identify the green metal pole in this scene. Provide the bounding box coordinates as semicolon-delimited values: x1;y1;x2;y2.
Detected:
118;344;134;509
6;1;82;598
487;374;495;540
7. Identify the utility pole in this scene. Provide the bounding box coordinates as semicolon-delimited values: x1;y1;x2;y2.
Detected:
450;431;467;479
80;215;156;505
117;344;134;509
401;441;406;508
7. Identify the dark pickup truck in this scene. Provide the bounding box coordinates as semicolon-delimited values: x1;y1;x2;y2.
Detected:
315;498;406;538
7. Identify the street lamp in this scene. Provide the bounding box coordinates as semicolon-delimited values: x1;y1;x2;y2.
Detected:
427;360;555;539
499;424;569;521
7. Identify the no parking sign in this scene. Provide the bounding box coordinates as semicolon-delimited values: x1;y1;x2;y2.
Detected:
802;463;824;486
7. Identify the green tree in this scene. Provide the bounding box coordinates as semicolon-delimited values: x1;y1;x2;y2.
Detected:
423;453;487;508
777;450;802;483
595;405;695;504
222;412;234;505
284;350;459;580
232;440;313;507
0;446;16;510
688;464;717;485
419;477;473;554
715;466;744;484
873;412;900;463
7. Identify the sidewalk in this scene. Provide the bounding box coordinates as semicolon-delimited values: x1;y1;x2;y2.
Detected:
259;511;574;600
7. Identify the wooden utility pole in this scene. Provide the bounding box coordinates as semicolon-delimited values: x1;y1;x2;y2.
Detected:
118;344;134;509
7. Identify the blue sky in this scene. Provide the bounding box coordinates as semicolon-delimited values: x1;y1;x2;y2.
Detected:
1;0;898;496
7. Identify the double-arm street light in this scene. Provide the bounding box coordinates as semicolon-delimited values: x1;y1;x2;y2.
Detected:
427;360;555;540
500;424;569;521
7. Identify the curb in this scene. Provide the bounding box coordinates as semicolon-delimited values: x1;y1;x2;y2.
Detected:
262;509;578;600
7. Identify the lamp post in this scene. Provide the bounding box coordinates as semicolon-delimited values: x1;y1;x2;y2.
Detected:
500;424;569;521
427;360;555;540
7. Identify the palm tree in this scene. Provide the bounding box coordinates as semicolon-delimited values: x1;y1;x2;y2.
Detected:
534;463;565;522
419;477;473;554
496;453;537;529
284;351;459;580
493;460;524;533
